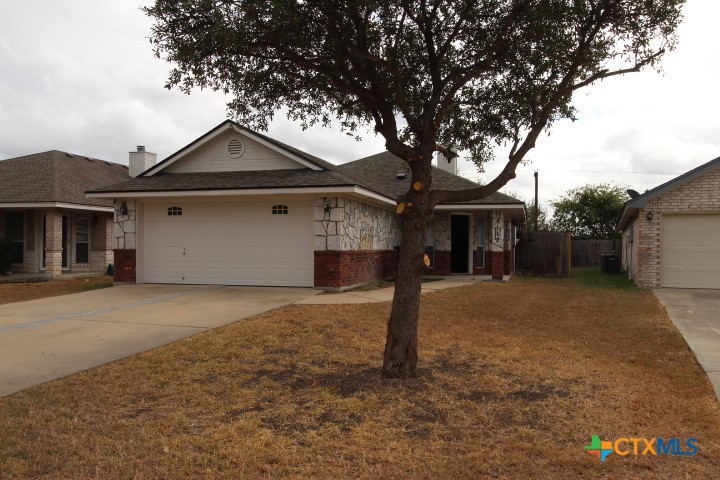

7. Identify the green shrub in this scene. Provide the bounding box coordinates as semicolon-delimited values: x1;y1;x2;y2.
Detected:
0;237;13;275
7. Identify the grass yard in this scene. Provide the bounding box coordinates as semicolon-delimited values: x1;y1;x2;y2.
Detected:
1;274;719;478
0;276;113;305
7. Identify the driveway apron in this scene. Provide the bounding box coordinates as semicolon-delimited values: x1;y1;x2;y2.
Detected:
654;288;720;400
0;284;318;396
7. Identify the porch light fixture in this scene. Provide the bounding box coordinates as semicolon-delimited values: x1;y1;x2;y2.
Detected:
120;201;128;216
646;211;654;221
322;199;331;214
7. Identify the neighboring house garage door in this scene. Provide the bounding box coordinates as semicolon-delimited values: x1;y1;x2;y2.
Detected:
142;201;314;287
661;214;720;289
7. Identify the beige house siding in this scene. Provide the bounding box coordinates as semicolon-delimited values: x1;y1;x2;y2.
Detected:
624;168;720;288
165;130;306;173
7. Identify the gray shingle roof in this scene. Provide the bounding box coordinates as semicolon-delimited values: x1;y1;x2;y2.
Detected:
87;122;523;208
337;152;524;204
90;169;356;193
0;150;129;208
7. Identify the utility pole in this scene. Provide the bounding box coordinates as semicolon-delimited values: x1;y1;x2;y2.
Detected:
534;170;539;232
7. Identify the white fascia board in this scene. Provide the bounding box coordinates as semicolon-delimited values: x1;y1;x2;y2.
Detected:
434;204;525;211
0;202;113;212
87;186;396;206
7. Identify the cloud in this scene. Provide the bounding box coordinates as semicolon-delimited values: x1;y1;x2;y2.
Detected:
0;0;718;210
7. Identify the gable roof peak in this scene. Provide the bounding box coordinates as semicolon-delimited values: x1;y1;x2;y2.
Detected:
143;120;338;176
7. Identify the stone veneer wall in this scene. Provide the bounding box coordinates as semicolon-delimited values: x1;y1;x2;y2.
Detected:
625;168;720;288
313;197;401;288
113;201;137;282
314;197;400;251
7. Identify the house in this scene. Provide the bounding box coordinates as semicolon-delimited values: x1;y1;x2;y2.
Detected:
87;121;525;289
618;156;720;289
0;151;130;276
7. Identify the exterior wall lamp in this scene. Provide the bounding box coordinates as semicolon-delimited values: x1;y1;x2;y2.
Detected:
120;201;128;216
646;211;654;221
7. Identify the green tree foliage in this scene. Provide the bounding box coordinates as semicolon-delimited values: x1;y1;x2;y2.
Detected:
145;0;684;376
550;183;629;239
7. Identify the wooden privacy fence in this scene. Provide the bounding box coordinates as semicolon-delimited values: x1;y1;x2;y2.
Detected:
572;239;619;267
522;231;572;277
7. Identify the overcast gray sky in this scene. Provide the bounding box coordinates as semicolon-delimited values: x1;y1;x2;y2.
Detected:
1;1;718;206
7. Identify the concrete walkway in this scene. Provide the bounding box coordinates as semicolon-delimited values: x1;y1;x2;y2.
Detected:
654;288;720;400
295;275;507;305
0;284;318;396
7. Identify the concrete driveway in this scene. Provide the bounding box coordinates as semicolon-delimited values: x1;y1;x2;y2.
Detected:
0;284;318;396
654;288;720;400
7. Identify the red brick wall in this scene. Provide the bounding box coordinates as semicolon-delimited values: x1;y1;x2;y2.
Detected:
491;251;504;280
314;250;397;288
114;249;136;283
432;249;494;275
432;251;451;275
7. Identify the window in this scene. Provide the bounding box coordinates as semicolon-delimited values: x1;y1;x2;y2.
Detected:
5;212;24;264
475;246;485;268
475;220;485;268
167;206;183;216
75;217;89;264
272;205;289;215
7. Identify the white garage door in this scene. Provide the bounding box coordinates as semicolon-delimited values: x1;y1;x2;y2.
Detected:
661;214;720;289
142;201;314;287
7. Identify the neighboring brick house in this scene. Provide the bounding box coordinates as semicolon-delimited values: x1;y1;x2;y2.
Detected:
0;151;129;276
87;121;525;289
618;156;720;289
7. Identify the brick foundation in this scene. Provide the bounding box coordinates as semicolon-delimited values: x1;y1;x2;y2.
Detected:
432;251;451;275
314;250;397;289
491;251;504;280
431;249;495;275
114;249;136;283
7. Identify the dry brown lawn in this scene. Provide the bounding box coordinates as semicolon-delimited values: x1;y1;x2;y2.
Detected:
0;276;113;305
1;275;719;479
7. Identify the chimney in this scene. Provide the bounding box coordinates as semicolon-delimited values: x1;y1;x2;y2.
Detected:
435;149;458;176
129;145;157;177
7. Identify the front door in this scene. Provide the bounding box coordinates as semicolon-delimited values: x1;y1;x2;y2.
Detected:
61;215;70;270
451;214;470;273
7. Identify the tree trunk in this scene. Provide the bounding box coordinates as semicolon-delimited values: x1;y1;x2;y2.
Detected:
382;152;433;378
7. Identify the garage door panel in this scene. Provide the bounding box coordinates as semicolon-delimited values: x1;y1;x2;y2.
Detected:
662;214;720;288
143;201;313;286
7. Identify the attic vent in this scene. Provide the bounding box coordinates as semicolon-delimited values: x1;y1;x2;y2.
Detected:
396;173;406;180
227;138;245;159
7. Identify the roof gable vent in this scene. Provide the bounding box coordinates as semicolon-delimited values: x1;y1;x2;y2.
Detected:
228;138;246;158
396;172;406;180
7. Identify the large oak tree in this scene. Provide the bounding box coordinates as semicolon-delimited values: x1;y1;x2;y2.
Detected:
145;0;684;377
